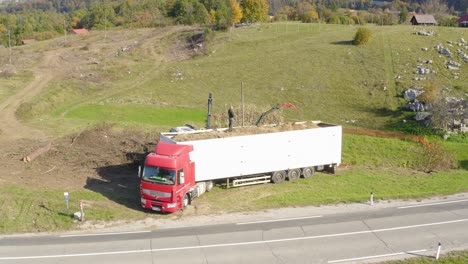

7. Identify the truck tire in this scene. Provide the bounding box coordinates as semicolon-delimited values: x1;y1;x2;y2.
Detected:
287;169;301;181
183;194;190;209
271;170;286;183
302;167;315;178
206;181;214;192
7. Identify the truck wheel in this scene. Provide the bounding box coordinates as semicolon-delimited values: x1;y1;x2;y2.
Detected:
271;171;286;183
302;167;315;178
206;181;214;192
287;169;301;181
182;194;190;209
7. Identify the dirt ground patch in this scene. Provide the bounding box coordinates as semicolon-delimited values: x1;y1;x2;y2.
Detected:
0;125;157;190
0;26;208;191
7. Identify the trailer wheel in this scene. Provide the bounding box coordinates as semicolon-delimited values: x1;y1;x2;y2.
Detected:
271;171;286;183
302;167;315;178
206;181;214;192
287;169;301;181
182;194;190;209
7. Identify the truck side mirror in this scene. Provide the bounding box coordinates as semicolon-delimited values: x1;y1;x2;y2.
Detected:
179;172;185;184
138;166;142;178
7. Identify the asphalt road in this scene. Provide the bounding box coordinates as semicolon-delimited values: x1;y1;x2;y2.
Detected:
1;198;468;264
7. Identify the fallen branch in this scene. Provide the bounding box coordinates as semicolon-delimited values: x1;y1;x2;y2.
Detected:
22;142;52;163
71;130;84;145
43;166;56;174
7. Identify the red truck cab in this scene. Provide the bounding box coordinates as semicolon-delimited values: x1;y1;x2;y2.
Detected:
140;142;195;213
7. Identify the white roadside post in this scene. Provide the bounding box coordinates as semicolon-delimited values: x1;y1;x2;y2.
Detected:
64;192;69;215
80;201;85;221
436;242;441;260
370;192;374;206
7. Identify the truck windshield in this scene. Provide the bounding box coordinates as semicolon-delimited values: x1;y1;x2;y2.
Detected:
142;166;176;185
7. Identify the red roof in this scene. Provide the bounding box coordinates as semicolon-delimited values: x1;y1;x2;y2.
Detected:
72;29;89;34
458;14;468;23
22;39;36;45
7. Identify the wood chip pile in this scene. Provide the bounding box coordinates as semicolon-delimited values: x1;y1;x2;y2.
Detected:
171;122;320;141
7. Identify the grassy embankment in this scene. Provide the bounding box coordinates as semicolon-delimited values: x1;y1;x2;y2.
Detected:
1;133;467;233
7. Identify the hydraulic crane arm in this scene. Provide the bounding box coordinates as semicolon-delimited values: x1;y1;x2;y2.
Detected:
255;103;297;126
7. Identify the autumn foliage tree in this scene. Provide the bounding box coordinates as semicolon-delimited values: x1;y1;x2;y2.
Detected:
229;0;243;24
296;1;319;22
240;0;269;23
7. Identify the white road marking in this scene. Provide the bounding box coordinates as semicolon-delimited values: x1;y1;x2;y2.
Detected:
398;199;468;209
236;215;323;225
60;230;151;238
0;249;153;260
2;218;468;260
327;249;428;263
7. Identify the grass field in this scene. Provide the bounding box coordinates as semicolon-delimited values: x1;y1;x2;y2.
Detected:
11;23;468;134
65;105;206;127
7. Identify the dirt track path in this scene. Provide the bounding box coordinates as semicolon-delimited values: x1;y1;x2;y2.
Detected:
0;52;60;141
0;26;189;142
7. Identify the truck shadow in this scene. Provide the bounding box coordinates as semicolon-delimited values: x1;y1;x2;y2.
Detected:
85;163;143;212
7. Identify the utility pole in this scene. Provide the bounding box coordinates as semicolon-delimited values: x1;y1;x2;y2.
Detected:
64;19;67;42
206;93;212;129
104;0;108;40
8;30;12;64
241;81;244;127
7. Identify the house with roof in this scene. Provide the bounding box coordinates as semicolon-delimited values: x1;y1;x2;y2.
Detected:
458;14;468;27
410;14;437;26
72;28;89;34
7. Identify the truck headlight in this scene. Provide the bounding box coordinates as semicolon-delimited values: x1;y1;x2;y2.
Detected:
141;198;147;205
167;203;177;208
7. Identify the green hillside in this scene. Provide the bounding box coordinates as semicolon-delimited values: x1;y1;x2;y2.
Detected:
8;23;466;134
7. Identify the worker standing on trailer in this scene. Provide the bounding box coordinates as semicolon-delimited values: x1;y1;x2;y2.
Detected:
228;105;235;131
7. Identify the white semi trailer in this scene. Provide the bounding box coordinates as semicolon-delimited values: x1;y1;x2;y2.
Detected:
140;121;342;213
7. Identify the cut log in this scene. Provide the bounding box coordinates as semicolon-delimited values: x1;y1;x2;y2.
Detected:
23;142;52;163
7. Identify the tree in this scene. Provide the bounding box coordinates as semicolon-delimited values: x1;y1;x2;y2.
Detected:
209;0;232;30
399;8;408;24
277;5;295;21
229;0;243;24
421;0;449;15
240;0;269;23
80;1;116;30
296;1;319;23
189;0;211;24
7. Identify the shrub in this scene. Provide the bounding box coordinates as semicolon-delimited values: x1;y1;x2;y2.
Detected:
419;82;441;104
413;141;457;172
353;27;372;46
